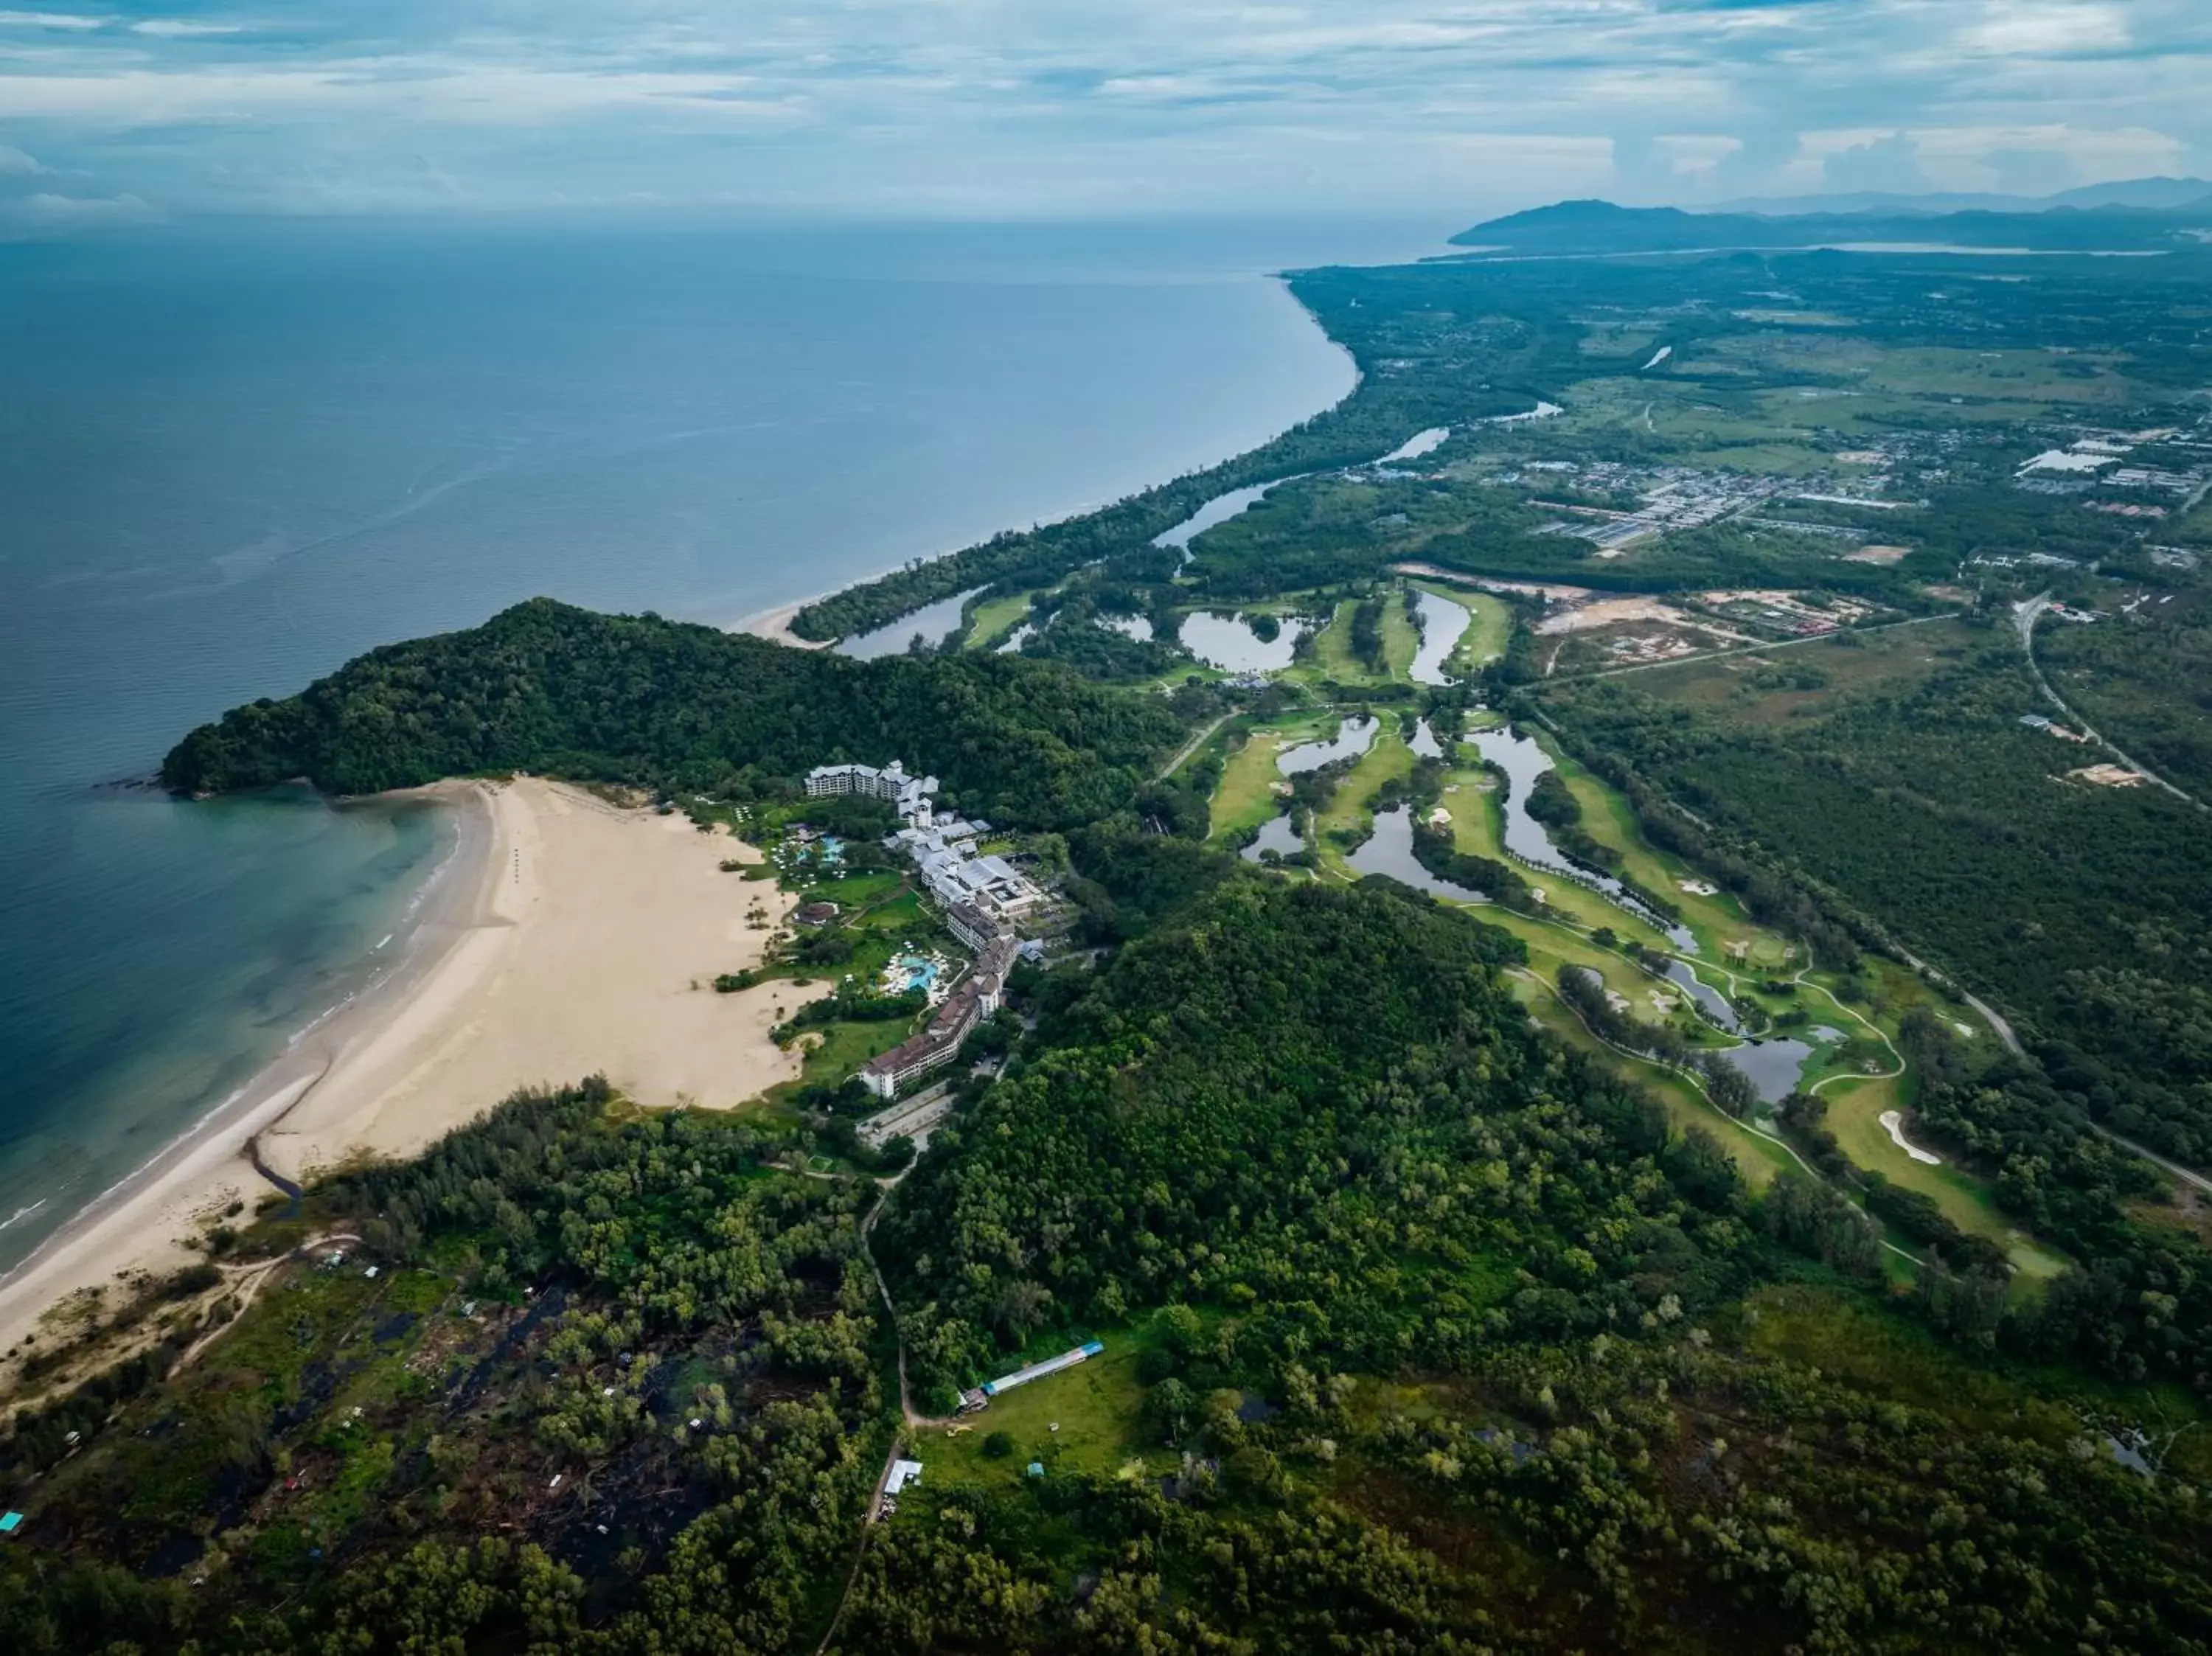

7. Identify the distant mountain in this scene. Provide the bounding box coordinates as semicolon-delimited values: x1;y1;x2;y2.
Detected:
1450;196;2212;257
1714;176;2212;218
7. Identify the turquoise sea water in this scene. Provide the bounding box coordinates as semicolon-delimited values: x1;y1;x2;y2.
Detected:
0;215;1446;1272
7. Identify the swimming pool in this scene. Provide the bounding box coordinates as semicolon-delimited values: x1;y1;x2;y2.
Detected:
884;953;940;995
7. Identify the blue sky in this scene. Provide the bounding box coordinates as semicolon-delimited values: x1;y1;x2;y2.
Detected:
0;1;2207;229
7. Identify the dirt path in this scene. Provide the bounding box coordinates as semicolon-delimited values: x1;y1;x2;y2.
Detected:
2016;593;2199;807
173;1231;365;1374
815;1160;959;1655
1548;609;1961;683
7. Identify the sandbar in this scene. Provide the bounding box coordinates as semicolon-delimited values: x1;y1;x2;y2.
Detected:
736;600;835;651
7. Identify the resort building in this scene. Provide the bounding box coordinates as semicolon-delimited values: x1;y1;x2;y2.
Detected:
858;932;1018;1099
805;761;939;826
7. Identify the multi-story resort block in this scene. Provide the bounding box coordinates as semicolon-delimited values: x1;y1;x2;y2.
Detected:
807;758;1044;1099
805;761;940;826
859;930;1019;1098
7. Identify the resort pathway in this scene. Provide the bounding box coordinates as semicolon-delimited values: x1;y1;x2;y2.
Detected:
1889;945;2023;1057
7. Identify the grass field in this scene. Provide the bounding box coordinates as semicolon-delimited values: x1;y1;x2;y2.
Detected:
1537;739;1775;960
1289;710;2059;1283
1311;728;1413;849
1512;973;1796;1187
1447;588;1513;669
962;591;1033;649
1304;599;1365;681
1379;593;1422;680
910;1333;1163;1495
1616;620;1979;724
1208;716;1333;841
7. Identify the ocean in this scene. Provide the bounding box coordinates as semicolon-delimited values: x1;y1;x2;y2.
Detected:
0;213;1449;1273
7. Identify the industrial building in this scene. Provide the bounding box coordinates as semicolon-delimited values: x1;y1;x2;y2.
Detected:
956;1341;1107;1413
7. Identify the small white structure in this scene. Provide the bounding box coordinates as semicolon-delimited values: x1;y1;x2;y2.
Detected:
981;1340;1105;1399
885;1458;925;1497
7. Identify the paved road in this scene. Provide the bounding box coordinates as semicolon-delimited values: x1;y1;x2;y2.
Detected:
2090;1122;2212;1198
2015;593;2199;807
1155;711;1234;782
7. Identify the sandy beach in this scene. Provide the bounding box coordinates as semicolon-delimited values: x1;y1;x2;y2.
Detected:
0;778;811;1366
738;599;836;650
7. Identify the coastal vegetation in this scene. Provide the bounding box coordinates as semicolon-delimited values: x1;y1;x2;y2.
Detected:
161;599;1181;833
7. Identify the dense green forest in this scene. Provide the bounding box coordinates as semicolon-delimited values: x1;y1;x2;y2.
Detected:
15;875;2212;1652
161;599;1183;831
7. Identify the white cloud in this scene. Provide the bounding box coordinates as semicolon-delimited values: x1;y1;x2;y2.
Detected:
1961;4;2132;58
0;142;46;173
0;1;2201;217
132;19;246;37
0;9;105;27
4;189;159;232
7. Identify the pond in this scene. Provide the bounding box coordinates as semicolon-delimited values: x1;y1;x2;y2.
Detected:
1408;591;1472;686
1466;726;1696;948
1346;806;1487;902
1724;1038;1813;1105
1182;610;1307;672
1102;613;1154;642
1377;426;1450;463
1663;959;1739;1031
838;586;984;659
994;622;1036;654
1277;714;1378;774
1241;813;1304;863
1408;718;1444;759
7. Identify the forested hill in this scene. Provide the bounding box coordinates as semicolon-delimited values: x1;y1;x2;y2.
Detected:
876;875;1750;1402
1450;195;2212;254
159;599;1183;830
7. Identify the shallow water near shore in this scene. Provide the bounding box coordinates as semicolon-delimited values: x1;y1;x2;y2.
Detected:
0;214;1438;1275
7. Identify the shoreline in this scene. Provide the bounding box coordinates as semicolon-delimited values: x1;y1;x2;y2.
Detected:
0;778;495;1364
0;776;810;1371
2;260;1368;1366
728;281;1361;654
736;598;838;650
